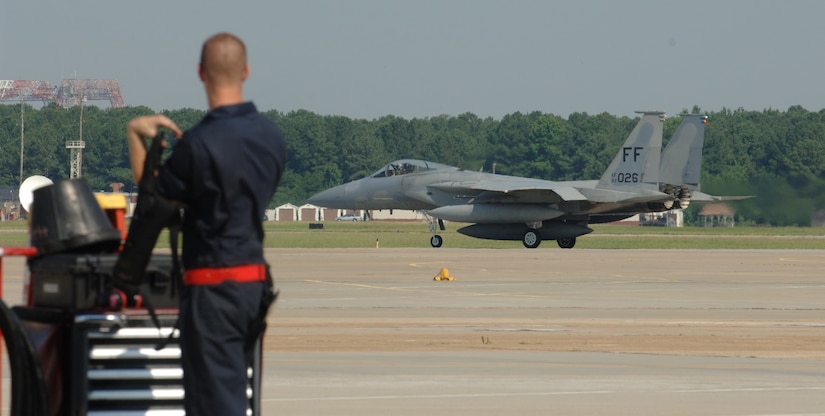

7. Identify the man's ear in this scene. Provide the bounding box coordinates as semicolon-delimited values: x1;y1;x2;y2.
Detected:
242;64;249;82
198;63;206;82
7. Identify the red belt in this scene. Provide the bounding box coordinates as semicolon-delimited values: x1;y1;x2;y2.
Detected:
184;264;267;285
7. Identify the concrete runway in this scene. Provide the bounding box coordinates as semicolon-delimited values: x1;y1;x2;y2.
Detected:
262;248;825;416
2;248;825;415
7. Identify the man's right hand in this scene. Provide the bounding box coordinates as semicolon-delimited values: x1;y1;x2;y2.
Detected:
127;115;183;183
127;115;183;140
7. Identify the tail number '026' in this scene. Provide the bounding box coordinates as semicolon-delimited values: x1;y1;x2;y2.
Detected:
613;172;640;183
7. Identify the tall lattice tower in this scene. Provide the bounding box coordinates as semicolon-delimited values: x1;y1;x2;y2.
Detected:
66;97;87;178
0;80;55;104
55;79;124;108
66;140;85;179
0;78;125;108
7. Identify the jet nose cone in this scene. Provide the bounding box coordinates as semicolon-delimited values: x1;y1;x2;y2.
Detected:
307;185;348;208
306;190;331;206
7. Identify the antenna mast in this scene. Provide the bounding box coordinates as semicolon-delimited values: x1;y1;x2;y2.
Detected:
19;94;24;185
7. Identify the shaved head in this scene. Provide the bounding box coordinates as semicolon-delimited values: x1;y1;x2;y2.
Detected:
199;32;247;85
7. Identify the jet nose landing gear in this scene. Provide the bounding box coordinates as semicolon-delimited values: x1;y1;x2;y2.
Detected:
427;216;446;248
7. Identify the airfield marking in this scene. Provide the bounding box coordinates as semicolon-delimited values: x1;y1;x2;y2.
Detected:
778;257;825;263
409;261;682;283
408;261;489;272
303;279;558;299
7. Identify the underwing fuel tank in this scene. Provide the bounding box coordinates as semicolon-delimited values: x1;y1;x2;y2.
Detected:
457;222;593;241
426;204;564;223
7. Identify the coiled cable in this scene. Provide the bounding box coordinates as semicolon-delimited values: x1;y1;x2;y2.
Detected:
0;298;48;416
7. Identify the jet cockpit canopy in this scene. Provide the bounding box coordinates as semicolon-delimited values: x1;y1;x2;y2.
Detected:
371;159;451;178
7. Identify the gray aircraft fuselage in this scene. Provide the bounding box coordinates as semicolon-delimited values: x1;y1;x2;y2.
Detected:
308;159;669;225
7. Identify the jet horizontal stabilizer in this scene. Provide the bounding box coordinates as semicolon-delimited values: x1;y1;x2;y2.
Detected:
690;191;755;202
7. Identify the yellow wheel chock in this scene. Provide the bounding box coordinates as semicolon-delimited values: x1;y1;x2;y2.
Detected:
433;268;455;281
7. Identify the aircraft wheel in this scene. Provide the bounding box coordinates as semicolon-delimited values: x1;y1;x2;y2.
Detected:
557;237;576;249
430;234;443;248
522;229;541;249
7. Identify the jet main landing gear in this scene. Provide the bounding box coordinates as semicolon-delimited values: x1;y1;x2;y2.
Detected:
522;228;541;249
557;237;576;249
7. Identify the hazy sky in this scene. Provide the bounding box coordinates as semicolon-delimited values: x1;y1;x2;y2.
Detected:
3;0;824;120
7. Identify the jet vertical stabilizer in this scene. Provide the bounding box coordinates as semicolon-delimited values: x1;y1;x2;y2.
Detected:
596;111;665;191
660;114;707;191
659;114;753;207
658;114;707;209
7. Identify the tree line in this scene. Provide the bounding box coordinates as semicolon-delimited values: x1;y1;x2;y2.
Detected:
1;103;823;226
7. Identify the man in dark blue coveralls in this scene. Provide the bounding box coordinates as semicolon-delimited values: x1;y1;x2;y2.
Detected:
126;32;287;415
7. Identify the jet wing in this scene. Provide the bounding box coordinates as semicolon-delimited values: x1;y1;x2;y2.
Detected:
447;178;589;203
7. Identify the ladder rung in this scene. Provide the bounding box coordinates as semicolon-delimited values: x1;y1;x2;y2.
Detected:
87;409;185;416
90;347;181;360
88;387;185;401
88;327;179;339
88;368;183;380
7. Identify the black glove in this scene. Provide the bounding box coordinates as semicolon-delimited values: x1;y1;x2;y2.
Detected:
111;132;182;300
